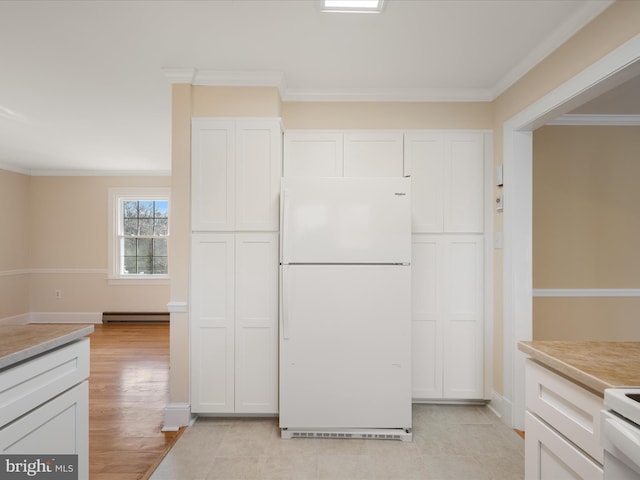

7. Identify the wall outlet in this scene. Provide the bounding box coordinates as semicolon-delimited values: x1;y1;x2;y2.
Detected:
55;290;62;299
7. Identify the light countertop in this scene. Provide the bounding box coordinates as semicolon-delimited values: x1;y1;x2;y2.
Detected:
519;341;640;395
0;323;94;370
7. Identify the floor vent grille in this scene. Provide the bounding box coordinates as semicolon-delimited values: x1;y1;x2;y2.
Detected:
282;429;412;441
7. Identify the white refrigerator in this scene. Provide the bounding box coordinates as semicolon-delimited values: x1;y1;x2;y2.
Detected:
279;177;412;441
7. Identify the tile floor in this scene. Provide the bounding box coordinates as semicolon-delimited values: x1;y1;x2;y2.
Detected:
150;404;524;480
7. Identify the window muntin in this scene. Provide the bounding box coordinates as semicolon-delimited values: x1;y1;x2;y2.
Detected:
117;197;169;277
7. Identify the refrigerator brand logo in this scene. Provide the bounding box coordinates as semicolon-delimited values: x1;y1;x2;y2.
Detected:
394;192;407;196
1;455;77;479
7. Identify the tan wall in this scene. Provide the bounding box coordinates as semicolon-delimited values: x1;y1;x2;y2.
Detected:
0;172;171;320
0;169;31;319
492;0;640;395
282;102;493;129
532;125;640;341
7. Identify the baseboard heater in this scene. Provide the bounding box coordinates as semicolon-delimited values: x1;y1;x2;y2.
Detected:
102;312;169;324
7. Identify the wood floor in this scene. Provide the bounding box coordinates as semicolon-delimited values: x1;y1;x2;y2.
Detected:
89;323;182;480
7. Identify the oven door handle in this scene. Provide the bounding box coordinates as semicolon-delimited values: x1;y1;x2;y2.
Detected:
603;416;640;466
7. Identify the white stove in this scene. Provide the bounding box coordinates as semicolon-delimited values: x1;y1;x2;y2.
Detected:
601;388;640;479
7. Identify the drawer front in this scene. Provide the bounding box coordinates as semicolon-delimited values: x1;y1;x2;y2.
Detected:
525;411;603;480
0;338;90;428
526;359;603;463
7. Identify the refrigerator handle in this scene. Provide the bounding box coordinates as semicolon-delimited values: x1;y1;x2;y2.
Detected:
281;267;290;340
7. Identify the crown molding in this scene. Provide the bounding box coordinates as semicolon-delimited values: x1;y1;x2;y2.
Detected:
164;68;287;97
546;114;640;126
281;87;494;103
490;0;614;99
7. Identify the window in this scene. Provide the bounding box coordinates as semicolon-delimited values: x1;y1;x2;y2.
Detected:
108;187;170;283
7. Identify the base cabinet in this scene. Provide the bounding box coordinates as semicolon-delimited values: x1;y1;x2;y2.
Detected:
0;339;89;480
524;359;604;480
525;412;603;480
190;232;279;414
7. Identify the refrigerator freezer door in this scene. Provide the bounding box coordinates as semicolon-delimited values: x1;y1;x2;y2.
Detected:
281;177;411;264
279;264;412;430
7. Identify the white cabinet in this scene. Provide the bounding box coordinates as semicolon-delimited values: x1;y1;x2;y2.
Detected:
404;132;484;233
524;359;604;480
0;339;89;479
283;131;344;177
191;118;282;231
283;130;404;177
190;232;279;414
411;234;484;400
343;132;404;177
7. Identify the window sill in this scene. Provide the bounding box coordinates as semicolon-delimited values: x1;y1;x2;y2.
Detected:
107;276;170;286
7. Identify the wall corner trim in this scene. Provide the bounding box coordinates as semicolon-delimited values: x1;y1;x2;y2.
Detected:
167;302;189;313
161;402;193;431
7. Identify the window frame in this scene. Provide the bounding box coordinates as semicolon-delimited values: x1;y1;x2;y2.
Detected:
108;187;170;285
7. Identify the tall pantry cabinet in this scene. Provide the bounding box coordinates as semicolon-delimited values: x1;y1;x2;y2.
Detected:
405;132;485;400
190;118;281;414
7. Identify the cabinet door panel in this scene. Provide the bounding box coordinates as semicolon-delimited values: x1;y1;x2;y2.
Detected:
284;132;344;177
443;236;484;399
0;382;89;480
190;234;235;413
344;132;404;177
411;235;443;399
404;134;445;232
191;119;235;231
444;134;484;233
236;121;281;230
235;233;279;413
525;412;603;480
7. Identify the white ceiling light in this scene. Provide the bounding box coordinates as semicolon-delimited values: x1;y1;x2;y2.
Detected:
321;0;385;13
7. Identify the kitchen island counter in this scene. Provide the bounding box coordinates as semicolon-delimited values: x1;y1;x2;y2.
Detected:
0;323;94;370
518;340;640;396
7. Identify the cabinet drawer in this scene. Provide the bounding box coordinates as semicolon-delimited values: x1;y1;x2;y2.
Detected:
526;359;603;463
0;338;90;428
525;411;603;480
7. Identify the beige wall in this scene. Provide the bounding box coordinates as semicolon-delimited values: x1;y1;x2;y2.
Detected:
0;171;171;321
282;102;492;129
532;125;640;340
492;0;640;395
0;169;30;319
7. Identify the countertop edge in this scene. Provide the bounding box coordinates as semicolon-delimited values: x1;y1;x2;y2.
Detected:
0;324;94;370
518;341;609;395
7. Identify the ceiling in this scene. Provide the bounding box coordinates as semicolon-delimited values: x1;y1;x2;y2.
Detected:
0;0;614;175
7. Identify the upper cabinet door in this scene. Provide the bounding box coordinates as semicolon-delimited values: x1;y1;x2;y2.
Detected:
191;119;235;231
443;134;484;233
235;120;282;231
405;132;485;233
343;132;404;177
284;132;344;177
191;118;282;232
404;133;445;233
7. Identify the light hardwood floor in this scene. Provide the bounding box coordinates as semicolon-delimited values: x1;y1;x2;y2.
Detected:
89;323;181;480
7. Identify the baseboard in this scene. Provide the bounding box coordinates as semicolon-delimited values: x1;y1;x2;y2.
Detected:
487;390;514;428
0;313;30;325
161;403;193;432
29;312;103;324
